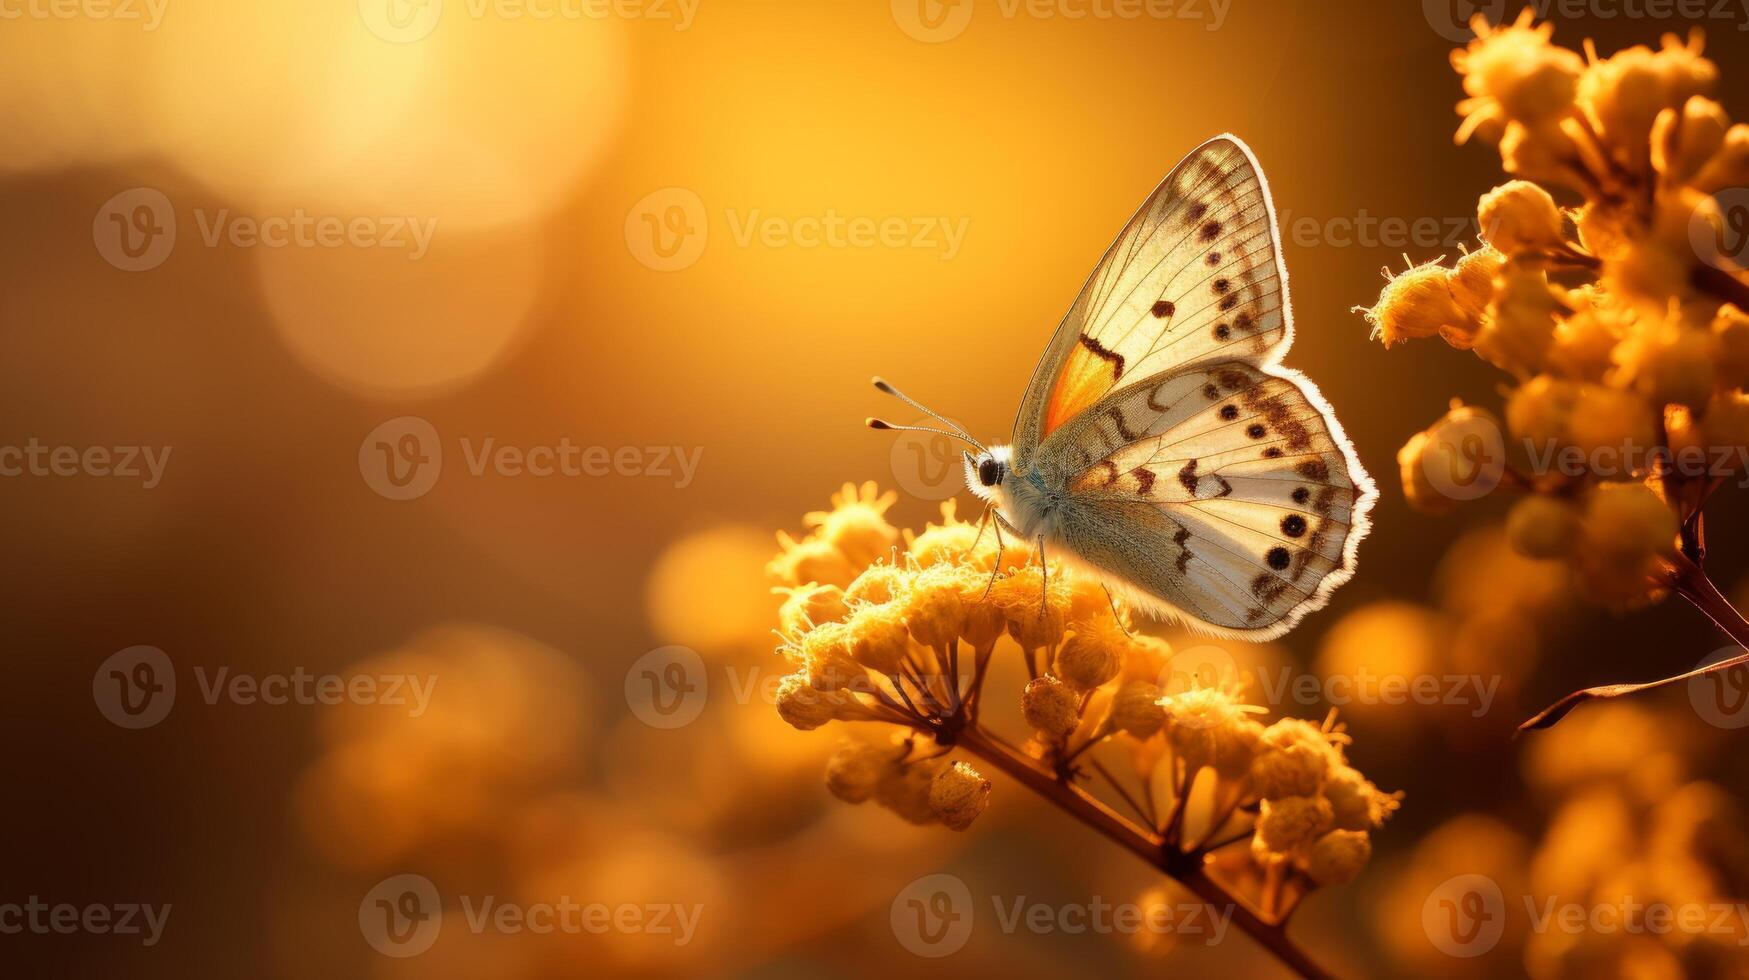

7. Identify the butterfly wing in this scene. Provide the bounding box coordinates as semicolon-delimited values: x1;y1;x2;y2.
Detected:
1042;361;1374;639
1012;135;1292;462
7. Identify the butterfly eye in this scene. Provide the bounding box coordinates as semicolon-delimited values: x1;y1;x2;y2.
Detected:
977;458;1001;487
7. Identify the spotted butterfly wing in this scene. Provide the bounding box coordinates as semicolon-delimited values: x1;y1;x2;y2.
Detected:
1013;135;1291;459
1017;136;1373;638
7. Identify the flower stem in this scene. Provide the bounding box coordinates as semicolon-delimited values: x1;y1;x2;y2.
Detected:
953;726;1335;980
1520;554;1749;731
1670;553;1749;649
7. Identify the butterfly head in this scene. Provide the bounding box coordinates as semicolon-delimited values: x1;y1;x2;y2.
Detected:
963;445;1012;504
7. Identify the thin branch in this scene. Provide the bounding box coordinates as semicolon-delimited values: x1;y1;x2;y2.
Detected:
953;726;1334;980
1520;553;1749;731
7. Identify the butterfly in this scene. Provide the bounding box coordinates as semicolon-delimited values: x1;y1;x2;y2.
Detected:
871;135;1375;640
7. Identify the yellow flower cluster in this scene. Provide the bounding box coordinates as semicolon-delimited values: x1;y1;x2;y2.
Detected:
769;483;1399;909
1362;13;1749;608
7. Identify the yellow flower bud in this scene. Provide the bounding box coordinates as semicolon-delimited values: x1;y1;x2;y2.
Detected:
1360;263;1478;349
875;757;944;825
1211;717;1266;780
825;741;888;803
1549;301;1632;382
1109;681;1165;739
1506;374;1579;451
1506;495;1582;559
1303;829;1372;886
904;566;966;650
807;482;901;568
1478;180;1566;257
1323;764;1402;831
800;622;866;691
845;564;908;606
1610;318;1716;411
1651;96;1730;185
1477;264;1558;374
1249;719;1334;800
1568;385;1659;464
1053;622;1123;691
928;761;991;831
1583;482;1677;564
1703;390;1749;460
1577;32;1717;176
1691;123;1749;194
1256;794;1334;852
776;674;854;731
767;535;858;590
847;606;910;676
1453;12;1583;130
777;583;848;638
1022;675;1080;740
1451;247;1506;321
1165;686;1264;775
1712;305;1749;391
1397;404;1504;514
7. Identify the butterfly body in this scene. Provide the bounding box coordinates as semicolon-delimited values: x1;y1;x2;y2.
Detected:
890;135;1375;640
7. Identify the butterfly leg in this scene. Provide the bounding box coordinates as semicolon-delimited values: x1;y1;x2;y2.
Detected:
1036;535;1049;618
1101;583;1134;637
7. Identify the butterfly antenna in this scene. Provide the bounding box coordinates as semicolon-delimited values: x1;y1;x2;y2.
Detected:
865;418;983;450
870;377;983;448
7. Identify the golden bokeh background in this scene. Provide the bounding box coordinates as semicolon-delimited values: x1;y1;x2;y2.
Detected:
7;1;1749;976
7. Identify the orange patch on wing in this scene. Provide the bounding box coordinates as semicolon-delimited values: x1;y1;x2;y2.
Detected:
1044;340;1121;435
